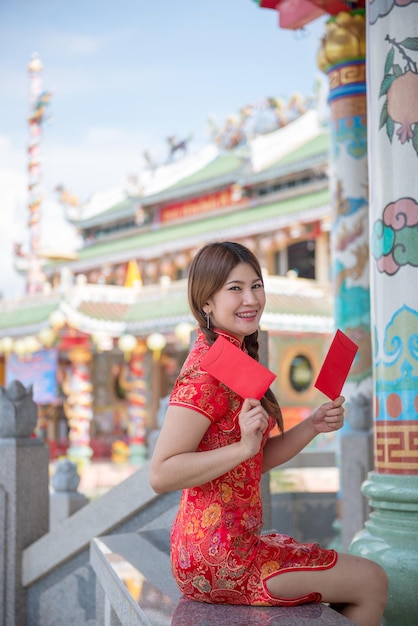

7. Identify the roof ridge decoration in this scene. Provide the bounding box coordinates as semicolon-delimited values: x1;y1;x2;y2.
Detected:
59;300;126;337
63;144;220;223
57;92;323;224
139;144;220;197
208;92;318;149
251;109;321;172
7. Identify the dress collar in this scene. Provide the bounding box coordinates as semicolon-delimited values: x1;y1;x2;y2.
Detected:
213;328;243;349
196;326;244;349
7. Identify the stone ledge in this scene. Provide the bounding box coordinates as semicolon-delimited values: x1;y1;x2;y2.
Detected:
91;531;356;626
172;597;357;625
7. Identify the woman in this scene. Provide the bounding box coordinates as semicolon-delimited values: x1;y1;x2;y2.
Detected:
150;241;388;626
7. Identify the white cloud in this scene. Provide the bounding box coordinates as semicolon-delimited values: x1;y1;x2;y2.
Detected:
40;196;82;251
0;133;83;298
42;25;136;58
42;123;193;201
49;32;106;56
0;165;27;298
0;119;176;299
44;135;142;201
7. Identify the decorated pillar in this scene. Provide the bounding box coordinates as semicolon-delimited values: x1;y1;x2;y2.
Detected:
349;3;418;624
27;53;51;295
118;341;149;466
62;347;94;466
318;10;373;549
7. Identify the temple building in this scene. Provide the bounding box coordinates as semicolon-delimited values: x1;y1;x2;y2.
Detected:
0;101;336;462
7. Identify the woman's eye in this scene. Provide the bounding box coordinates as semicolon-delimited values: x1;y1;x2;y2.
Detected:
253;282;263;289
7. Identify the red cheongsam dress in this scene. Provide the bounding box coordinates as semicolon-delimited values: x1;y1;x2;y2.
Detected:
169;328;337;606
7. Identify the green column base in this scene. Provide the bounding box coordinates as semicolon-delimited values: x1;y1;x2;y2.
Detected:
349;471;418;626
327;518;343;553
67;445;94;468
129;443;147;466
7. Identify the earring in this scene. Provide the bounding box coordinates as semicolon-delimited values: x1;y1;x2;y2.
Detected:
205;311;211;329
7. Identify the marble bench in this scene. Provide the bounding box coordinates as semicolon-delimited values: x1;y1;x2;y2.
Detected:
91;529;356;626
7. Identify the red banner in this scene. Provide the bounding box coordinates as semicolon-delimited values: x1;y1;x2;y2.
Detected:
160;188;240;223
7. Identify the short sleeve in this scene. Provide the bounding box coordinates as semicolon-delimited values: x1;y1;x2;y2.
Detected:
169;370;232;423
169;330;242;424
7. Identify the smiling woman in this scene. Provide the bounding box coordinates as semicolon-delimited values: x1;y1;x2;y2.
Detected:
204;268;264;335
149;240;388;625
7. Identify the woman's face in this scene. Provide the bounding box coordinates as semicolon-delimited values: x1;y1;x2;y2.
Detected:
205;262;265;342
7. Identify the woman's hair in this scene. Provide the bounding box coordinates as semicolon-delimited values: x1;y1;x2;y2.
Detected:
188;241;283;431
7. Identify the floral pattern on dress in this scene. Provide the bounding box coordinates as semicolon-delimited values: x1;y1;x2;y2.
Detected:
169;328;337;606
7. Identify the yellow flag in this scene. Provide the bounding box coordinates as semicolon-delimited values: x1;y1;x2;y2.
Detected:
124;259;142;287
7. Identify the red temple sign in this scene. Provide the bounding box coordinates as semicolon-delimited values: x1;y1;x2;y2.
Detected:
160;187;241;223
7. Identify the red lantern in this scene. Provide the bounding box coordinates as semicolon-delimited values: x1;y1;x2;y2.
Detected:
258;0;279;7
277;0;326;29
309;0;355;15
255;0;365;31
58;334;90;352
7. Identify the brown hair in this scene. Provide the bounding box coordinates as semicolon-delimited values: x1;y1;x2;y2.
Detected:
188;241;283;431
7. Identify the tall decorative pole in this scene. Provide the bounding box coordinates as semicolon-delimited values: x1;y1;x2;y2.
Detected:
27;53;51;295
317;10;372;550
349;2;418;624
118;341;149;466
62;348;94;467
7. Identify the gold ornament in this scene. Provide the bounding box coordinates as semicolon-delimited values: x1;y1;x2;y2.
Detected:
317;11;366;73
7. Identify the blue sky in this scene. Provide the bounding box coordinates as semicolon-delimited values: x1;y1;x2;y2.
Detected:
0;0;328;297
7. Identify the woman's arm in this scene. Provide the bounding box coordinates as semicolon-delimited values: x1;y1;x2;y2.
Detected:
262;395;345;474
149;398;269;494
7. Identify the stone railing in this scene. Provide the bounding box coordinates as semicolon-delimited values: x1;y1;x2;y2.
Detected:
0;380;355;625
21;466;179;626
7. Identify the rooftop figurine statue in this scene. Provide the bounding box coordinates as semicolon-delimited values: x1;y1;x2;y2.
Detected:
0;380;38;438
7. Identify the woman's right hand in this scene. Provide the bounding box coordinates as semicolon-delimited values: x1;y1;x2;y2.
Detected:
238;398;269;459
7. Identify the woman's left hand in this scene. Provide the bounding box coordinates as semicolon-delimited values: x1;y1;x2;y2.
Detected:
311;395;345;434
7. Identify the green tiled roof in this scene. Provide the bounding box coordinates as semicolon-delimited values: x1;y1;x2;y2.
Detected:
165;153;245;190
124;292;188;324
71;128;328;229
75;187;329;262
95;197;135;220
264;131;329;172
73;197;136;229
0;301;59;331
78;301;131;321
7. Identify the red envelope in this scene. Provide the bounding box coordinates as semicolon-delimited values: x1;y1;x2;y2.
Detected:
314;329;359;400
200;335;276;400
